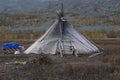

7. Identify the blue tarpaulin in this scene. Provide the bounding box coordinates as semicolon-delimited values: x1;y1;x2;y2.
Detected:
2;42;20;50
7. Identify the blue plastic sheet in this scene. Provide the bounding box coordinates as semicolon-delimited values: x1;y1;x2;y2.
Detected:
2;42;20;50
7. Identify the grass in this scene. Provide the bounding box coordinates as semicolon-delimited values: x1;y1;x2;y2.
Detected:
0;39;120;80
27;54;52;65
0;10;120;80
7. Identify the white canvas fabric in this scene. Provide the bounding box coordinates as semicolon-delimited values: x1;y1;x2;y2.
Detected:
24;19;100;55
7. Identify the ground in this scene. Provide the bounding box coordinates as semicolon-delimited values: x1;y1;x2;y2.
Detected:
0;39;120;80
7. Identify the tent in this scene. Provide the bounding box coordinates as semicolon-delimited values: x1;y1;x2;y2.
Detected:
24;4;101;56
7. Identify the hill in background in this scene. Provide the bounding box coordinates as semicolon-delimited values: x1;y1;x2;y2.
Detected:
0;0;120;17
0;0;120;40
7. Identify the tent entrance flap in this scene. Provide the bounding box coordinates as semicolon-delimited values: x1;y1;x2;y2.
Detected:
61;40;74;54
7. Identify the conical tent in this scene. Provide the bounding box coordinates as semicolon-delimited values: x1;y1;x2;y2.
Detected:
24;5;100;56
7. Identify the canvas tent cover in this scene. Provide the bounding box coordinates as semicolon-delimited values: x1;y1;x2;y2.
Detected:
24;19;100;54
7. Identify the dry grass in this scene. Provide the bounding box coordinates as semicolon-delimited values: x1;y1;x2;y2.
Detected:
0;39;120;80
27;54;52;65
